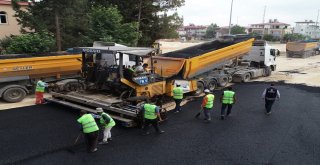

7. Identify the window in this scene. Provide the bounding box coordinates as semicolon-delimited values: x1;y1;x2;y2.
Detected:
0;11;7;24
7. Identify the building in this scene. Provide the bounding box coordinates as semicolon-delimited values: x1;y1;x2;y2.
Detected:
293;20;320;39
177;24;208;40
248;19;291;39
215;25;249;38
216;26;230;38
0;0;29;39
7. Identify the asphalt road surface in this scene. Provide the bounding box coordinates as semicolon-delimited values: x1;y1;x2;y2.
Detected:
1;83;319;165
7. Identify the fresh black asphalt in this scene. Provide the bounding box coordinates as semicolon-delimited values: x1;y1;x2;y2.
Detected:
0;83;319;165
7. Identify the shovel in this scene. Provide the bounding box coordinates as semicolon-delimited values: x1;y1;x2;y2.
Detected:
195;108;204;118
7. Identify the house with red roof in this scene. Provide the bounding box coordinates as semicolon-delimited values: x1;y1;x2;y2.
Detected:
177;24;208;40
248;19;292;39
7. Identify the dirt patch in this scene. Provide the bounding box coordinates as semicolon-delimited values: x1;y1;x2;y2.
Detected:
254;53;320;87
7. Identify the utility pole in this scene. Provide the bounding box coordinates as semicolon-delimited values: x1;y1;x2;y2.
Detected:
136;0;143;46
55;10;61;52
262;5;267;23
228;0;234;35
316;9;319;26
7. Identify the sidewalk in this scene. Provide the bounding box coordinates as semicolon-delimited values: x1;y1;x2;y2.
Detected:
0;94;51;110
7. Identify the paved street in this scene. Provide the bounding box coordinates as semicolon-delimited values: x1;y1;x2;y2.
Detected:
1;83;319;165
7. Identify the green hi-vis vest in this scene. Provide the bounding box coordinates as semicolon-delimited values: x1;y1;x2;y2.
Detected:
205;94;215;108
144;104;157;120
36;80;45;92
222;90;235;104
173;87;183;99
100;112;116;128
77;114;99;133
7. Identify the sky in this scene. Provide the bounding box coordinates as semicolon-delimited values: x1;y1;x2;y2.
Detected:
176;0;320;27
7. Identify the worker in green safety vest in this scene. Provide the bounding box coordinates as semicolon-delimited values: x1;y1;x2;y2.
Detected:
220;86;237;120
200;89;215;122
141;103;165;135
35;77;48;104
96;108;116;145
77;110;100;153
173;83;184;113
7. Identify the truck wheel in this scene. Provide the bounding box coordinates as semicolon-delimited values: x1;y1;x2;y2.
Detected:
243;73;251;82
193;81;204;96
265;67;272;76
120;90;135;100
2;88;26;103
207;79;218;91
218;76;228;87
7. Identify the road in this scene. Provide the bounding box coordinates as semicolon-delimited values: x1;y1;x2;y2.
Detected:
1;83;319;165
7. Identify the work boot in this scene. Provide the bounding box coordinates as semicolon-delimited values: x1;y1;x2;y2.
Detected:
157;130;165;134
90;148;98;153
99;141;108;145
142;132;150;136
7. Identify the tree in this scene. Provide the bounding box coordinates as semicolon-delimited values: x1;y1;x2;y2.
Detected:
12;0;185;50
0;36;13;54
205;23;219;38
231;25;246;35
101;0;185;46
87;6;139;46
13;0;89;51
5;32;55;54
283;33;307;42
263;34;275;41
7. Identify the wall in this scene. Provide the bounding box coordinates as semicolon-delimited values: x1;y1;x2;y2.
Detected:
0;4;27;39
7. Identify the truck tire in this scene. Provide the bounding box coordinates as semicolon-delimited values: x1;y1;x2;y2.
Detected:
207;79;218;91
243;73;251;82
193;81;204;96
218;76;228;87
265;67;272;76
120;90;135;100
2;87;26;103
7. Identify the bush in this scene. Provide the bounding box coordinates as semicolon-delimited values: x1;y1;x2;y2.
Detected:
6;32;55;54
0;36;13;54
263;34;279;42
283;33;307;42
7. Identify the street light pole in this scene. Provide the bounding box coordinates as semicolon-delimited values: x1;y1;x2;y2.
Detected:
316;9;319;26
228;0;234;35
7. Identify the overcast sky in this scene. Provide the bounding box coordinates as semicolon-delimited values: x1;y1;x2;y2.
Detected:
177;0;320;27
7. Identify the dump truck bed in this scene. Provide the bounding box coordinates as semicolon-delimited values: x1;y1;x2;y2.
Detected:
147;38;254;79
286;42;318;58
0;54;82;79
286;42;317;52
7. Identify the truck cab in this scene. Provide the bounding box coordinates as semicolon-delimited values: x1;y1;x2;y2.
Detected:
242;40;277;71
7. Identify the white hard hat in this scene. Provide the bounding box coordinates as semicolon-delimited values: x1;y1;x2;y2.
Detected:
204;89;210;93
96;108;103;113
